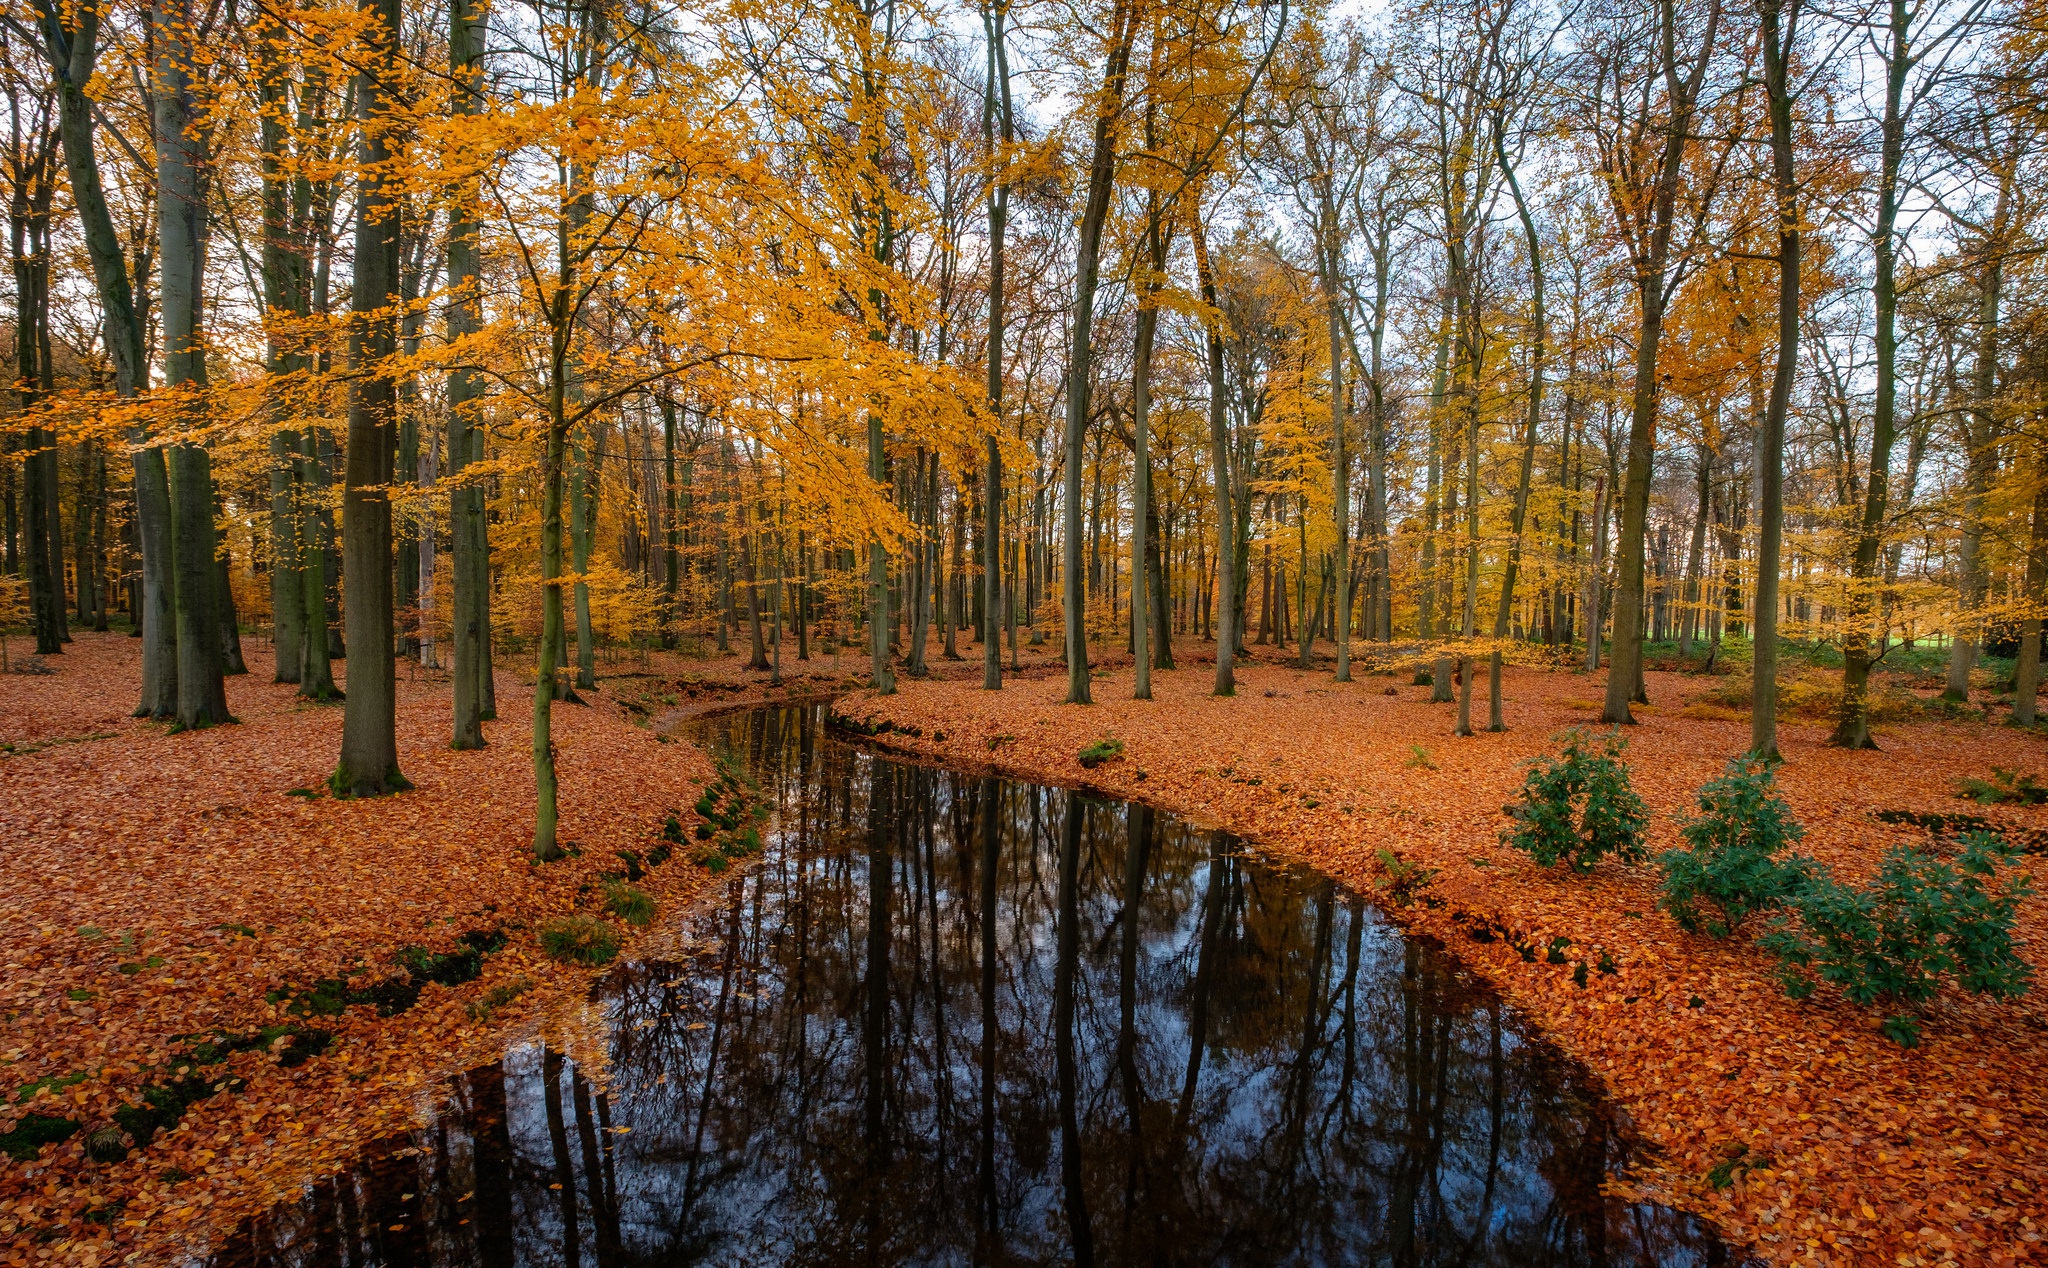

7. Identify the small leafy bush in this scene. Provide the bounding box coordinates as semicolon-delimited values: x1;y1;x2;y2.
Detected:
1659;758;1814;937
539;915;621;966
1956;768;2048;806
1502;728;1648;874
1078;738;1125;769
605;883;656;927
1759;832;2032;1046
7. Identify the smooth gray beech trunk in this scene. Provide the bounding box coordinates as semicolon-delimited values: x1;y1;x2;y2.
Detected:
1059;0;1138;705
39;0;175;712
1748;0;1801;759
337;0;405;794
982;0;1011;693
1192;211;1235;697
446;0;490;746
1489;106;1544;733
156;0;230;729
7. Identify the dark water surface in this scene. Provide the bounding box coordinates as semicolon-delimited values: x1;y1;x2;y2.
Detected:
210;704;1740;1267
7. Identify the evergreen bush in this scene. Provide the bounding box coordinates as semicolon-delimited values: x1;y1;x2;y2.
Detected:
1759;832;2032;1046
1659;758;1814;936
1502;728;1648;874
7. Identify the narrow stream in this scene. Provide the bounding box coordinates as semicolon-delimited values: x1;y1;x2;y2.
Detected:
208;703;1742;1266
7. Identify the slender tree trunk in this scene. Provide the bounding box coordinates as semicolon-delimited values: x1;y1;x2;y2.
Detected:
1831;0;1911;746
447;0;488;745
1191;207;1235;696
1322;191;1350;683
1130;190;1163;701
2013;457;2046;727
1489;114;1545;732
1060;0;1138;704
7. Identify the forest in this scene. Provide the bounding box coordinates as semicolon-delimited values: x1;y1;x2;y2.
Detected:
0;0;2044;1258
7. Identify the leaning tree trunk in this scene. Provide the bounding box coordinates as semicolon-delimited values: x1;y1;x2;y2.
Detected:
1059;0;1138;705
45;0;175;712
336;0;405;793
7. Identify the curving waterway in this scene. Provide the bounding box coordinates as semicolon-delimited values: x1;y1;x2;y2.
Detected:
208;702;1745;1267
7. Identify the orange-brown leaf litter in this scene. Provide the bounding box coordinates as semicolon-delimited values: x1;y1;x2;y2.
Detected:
841;649;2048;1267
0;633;811;1266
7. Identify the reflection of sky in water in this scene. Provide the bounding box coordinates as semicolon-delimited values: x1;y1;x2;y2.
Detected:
210;704;1743;1268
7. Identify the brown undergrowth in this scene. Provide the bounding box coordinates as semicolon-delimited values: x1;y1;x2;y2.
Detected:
842;649;2048;1267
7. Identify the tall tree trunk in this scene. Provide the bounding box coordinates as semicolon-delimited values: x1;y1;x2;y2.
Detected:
1060;0;1138;704
448;0;492;738
156;0;229;728
39;0;174;711
11;116;63;657
2012;454;2046;728
1601;0;1722;725
1748;0;1799;758
337;0;405;792
1830;0;1906;748
1489;112;1544;733
1321;189;1350;683
1130;190;1161;701
1191;205;1235;696
982;1;1011;691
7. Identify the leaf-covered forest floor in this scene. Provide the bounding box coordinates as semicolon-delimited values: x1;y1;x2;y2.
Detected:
0;632;783;1266
843;646;2048;1268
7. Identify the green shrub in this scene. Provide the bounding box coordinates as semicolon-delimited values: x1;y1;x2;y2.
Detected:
605;883;656;927
1659;758;1814;936
1078;738;1125;769
1758;832;2032;1046
1955;768;2048;806
539;915;621;966
1501;728;1648;874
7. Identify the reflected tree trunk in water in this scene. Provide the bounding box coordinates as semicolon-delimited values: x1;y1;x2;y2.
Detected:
541;1047;582;1268
466;1064;517;1267
1336;896;1365;1115
1174;832;1229;1139
1117;801;1152;1249
865;763;895;1263
976;776;1002;1264
572;1071;621;1268
1056;795;1095;1267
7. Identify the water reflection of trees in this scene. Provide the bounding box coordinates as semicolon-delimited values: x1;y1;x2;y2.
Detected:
212;705;1735;1268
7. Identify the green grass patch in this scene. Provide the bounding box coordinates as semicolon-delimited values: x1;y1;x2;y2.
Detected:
540;915;620;966
605;883;656;927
